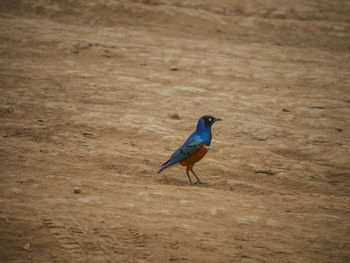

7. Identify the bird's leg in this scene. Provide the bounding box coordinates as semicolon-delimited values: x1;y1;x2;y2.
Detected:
191;169;205;184
186;171;194;186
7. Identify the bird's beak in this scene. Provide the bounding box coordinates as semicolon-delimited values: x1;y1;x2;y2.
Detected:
214;118;222;122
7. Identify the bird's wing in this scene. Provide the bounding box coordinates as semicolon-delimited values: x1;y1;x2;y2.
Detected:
162;135;203;167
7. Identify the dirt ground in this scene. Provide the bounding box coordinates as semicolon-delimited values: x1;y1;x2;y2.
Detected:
0;0;350;262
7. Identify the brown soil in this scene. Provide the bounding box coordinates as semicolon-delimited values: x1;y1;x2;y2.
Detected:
1;0;350;262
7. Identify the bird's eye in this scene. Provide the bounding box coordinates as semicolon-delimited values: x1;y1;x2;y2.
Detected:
208;118;212;122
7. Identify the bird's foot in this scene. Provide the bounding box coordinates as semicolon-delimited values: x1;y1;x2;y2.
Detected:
194;180;206;185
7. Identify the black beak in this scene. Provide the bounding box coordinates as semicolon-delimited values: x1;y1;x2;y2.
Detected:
214;117;222;122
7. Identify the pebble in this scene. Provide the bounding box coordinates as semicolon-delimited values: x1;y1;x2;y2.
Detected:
282;108;290;112
81;131;92;136
23;243;31;250
26;178;36;183
169;66;178;71
254;169;275;175
253;135;269;141
7;107;15;113
74;187;81;194
336;128;343;132
40;148;55;154
17;178;36;184
310;106;324;109
310;106;324;113
169;112;180;119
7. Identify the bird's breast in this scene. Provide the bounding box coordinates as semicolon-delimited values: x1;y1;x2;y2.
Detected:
180;143;209;167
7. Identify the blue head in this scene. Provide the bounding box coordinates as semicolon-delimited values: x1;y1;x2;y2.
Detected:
196;115;222;146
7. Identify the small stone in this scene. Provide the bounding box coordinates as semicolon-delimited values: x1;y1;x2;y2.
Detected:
7;107;15;113
169;66;178;71
169;113;180;119
81;131;92;136
38;119;46;123
336;128;343;132
23;243;31;250
253;135;269;141
74;187;81;194
254;169;275;175
282;108;290;112
26;178;36;183
310;107;324;113
40;148;54;153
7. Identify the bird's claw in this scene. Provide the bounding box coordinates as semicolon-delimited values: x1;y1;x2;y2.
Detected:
194;181;206;185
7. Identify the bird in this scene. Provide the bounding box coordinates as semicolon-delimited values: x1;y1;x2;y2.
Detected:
158;115;222;186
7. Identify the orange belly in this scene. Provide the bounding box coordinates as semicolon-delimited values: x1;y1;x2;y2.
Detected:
180;144;209;170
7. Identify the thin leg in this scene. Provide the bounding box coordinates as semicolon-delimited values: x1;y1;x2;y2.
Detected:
190;169;205;184
186;171;194;186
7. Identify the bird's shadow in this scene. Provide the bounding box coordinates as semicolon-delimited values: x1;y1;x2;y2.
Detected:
156;175;208;187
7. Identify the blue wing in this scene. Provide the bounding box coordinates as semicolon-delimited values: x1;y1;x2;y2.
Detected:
158;134;203;174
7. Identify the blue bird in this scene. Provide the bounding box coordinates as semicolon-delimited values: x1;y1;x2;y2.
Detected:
158;115;222;185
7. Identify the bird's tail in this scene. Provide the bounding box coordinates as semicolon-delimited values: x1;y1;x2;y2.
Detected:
157;166;167;174
157;160;171;174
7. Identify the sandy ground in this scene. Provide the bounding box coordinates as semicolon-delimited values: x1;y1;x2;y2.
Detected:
0;0;350;262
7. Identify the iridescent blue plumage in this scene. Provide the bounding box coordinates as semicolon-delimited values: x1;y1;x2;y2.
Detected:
158;115;221;175
194;117;212;146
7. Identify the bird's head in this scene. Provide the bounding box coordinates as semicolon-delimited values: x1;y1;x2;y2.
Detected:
196;115;222;132
201;115;222;127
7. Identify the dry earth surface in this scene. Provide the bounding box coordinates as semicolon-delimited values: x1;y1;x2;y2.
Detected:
1;0;350;262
